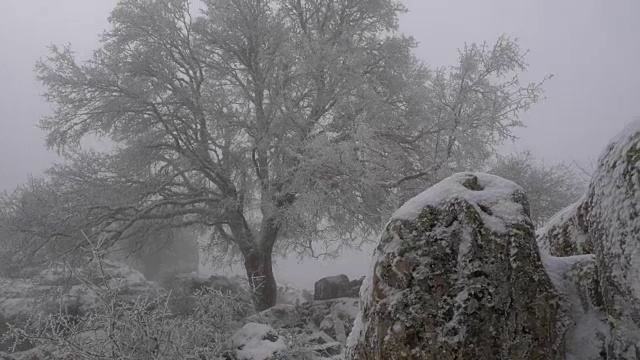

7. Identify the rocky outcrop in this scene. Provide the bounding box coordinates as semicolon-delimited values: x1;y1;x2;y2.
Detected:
301;298;359;345
536;120;640;359
537;197;593;257
587;122;640;358
346;172;566;360
244;297;359;358
314;275;362;300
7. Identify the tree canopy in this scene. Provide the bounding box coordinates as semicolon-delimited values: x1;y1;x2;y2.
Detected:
489;151;586;227
1;0;546;309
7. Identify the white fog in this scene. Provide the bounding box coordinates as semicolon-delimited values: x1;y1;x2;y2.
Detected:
0;0;638;359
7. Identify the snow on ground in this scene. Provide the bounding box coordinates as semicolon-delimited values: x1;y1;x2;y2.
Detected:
541;253;608;360
0;260;155;320
230;323;287;360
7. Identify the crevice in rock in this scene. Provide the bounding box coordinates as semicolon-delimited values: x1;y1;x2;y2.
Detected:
461;175;484;191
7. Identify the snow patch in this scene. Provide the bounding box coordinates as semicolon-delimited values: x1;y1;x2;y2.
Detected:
392;172;526;234
541;253;609;360
230;323;287;360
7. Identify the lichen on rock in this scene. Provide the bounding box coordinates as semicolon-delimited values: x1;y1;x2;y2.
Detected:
346;172;566;360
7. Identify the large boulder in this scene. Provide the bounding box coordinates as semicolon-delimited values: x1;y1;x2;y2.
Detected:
245;297;359;359
536;120;640;359
587;121;640;357
346;172;566;360
313;275;363;301
537;196;593;257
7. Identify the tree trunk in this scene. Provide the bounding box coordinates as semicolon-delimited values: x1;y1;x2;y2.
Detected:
243;248;277;311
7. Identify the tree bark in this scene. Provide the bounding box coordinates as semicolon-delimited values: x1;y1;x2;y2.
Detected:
227;209;279;311
243;248;277;311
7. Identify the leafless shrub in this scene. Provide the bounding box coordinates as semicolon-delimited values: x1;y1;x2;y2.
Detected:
3;236;249;359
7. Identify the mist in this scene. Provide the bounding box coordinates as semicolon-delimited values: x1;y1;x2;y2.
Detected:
2;1;637;290
2;1;640;358
2;1;639;194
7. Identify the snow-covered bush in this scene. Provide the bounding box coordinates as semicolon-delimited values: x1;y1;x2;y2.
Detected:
1;240;251;359
1;233;323;360
5;280;249;359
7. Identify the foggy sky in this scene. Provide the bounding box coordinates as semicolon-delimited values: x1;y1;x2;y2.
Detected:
1;0;639;192
1;1;639;288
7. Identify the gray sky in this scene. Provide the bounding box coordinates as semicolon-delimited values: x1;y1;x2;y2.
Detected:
1;0;639;288
1;0;639;191
402;0;640;166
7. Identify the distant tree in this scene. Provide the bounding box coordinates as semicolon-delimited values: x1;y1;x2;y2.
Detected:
489;151;587;227
0;176;84;276
3;0;546;309
110;227;200;281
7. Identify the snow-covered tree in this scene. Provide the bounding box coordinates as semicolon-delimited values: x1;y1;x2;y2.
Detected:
489;151;586;227
5;0;545;309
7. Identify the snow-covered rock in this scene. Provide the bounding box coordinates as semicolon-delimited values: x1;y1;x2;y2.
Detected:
586;120;640;358
244;297;359;359
301;298;359;346
276;281;308;305
246;304;303;329
0;260;158;320
541;254;608;360
535;120;640;359
314;275;361;301
346;172;566;360
536;195;593;256
228;323;287;360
